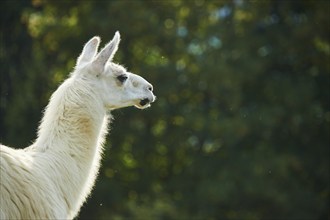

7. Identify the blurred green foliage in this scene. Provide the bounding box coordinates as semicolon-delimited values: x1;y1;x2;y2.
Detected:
1;0;329;219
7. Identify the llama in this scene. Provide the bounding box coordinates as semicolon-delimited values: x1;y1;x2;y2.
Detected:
0;31;155;219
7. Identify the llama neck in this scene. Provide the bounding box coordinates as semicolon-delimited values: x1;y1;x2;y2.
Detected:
31;77;110;216
34;77;109;157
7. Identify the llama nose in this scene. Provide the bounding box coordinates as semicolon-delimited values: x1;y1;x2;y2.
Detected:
146;85;153;92
151;95;156;103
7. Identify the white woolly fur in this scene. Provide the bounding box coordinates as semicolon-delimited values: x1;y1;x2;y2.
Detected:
0;32;155;219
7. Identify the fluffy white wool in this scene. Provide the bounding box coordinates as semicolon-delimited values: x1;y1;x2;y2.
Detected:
0;32;155;219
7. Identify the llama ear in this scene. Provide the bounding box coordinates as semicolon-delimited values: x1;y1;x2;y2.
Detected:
76;36;101;67
92;31;120;73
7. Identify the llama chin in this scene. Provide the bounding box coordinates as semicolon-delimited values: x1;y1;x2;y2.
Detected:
0;32;155;219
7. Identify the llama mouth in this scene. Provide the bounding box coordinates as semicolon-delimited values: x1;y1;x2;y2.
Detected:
135;98;152;109
139;98;150;106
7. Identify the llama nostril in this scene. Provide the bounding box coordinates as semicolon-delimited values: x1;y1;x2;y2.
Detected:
147;85;153;92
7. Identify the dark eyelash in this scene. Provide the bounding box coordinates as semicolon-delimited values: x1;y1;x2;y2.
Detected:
117;75;128;83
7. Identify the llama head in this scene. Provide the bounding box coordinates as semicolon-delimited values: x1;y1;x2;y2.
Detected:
74;31;156;110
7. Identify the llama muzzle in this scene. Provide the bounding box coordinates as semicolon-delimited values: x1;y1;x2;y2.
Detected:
140;98;151;106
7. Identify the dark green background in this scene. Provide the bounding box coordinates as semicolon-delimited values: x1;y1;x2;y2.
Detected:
1;1;329;219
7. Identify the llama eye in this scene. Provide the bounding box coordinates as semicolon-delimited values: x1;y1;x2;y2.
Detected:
117;75;128;83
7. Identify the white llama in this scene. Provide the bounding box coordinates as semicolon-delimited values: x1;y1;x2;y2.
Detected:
0;31;155;219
